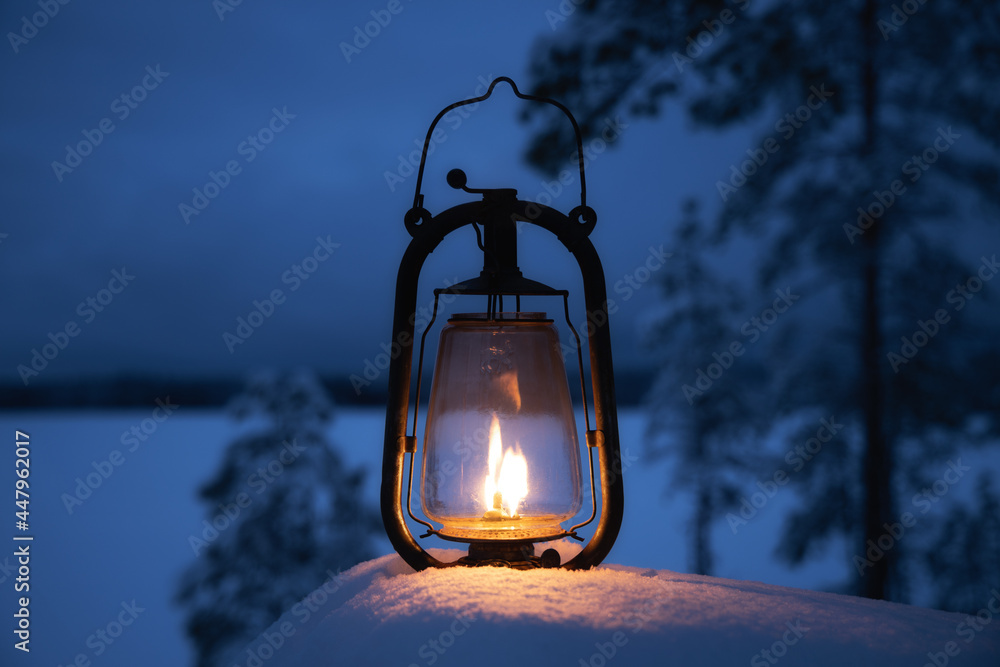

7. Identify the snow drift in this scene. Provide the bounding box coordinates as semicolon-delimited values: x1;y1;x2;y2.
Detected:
229;547;1000;667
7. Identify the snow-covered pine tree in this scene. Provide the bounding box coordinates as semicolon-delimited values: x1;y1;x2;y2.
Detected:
644;200;770;575
177;370;380;667
924;474;1000;613
524;0;1000;603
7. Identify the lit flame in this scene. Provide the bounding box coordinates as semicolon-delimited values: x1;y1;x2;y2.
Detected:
483;413;528;519
498;446;528;518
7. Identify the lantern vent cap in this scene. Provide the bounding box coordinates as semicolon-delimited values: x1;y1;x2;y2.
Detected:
447;312;553;324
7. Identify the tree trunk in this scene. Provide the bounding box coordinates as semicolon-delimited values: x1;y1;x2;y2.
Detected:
694;478;713;576
859;0;892;600
691;417;713;576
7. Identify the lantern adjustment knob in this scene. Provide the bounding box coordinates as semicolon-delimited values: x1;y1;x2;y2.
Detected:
446;168;517;201
446;168;467;190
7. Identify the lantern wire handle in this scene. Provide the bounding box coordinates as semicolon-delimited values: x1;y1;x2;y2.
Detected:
410;76;588;212
411;291;441;440
563;293;598;534
406;291;441;535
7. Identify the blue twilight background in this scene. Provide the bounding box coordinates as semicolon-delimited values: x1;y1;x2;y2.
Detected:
0;3;746;665
0;0;747;388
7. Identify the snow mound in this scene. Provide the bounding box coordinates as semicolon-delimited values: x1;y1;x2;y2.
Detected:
235;550;1000;667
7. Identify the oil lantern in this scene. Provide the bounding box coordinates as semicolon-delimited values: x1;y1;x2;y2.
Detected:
381;77;623;570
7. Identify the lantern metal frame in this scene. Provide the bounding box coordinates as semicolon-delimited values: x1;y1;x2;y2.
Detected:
380;77;624;570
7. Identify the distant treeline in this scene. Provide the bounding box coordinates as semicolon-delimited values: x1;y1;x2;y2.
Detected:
0;368;653;410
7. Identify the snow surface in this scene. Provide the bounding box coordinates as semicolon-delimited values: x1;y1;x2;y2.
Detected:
244;547;1000;667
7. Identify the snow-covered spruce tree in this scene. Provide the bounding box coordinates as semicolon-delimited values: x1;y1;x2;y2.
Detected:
525;0;1000;602
644;200;771;575
177;370;380;667
923;474;1000;614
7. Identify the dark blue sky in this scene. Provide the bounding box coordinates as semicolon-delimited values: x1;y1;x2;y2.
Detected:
0;0;747;390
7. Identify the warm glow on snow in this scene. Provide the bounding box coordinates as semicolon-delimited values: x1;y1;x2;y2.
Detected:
262;548;1000;667
483;413;528;519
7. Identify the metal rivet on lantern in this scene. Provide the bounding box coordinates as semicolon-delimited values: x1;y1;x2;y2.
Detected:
540;549;561;569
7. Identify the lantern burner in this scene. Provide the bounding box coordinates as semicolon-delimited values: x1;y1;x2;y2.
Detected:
455;542;563;570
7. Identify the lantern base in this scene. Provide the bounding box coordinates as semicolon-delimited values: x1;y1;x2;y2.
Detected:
435;524;569;543
454;541;562;570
